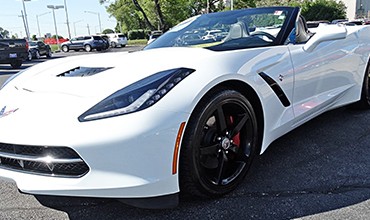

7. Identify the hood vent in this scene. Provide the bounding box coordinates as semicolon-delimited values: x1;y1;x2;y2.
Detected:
57;66;112;77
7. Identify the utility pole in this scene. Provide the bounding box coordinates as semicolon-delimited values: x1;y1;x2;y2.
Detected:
21;0;31;41
20;11;28;39
87;24;91;35
63;0;72;39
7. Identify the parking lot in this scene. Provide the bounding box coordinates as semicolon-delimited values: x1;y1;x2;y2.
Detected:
0;47;369;219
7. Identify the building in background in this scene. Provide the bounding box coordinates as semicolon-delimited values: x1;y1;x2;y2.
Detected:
340;0;370;20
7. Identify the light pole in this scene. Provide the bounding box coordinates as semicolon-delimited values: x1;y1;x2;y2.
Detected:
85;11;102;33
73;20;83;36
86;23;91;35
21;0;31;41
19;11;28;39
63;0;71;39
47;5;64;51
36;12;51;38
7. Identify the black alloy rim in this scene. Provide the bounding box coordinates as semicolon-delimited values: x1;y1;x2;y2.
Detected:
196;99;254;186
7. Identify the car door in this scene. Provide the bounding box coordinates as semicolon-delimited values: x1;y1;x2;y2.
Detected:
288;20;361;122
70;37;84;50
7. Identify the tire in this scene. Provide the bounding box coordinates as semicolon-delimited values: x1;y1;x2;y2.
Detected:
62;45;69;52
84;44;92;52
35;50;41;59
352;61;370;109
46;50;52;58
180;89;258;198
27;51;32;61
10;60;22;69
111;42;117;48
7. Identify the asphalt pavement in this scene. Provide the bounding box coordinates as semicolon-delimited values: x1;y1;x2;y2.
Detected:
0;47;369;219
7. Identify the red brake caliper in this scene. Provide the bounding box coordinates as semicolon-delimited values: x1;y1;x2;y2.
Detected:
229;116;240;147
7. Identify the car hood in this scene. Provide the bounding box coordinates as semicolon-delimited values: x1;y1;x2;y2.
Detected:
6;47;216;100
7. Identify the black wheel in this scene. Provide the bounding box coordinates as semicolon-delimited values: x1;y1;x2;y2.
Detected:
180;89;258;197
111;42;117;48
46;50;52;58
10;60;22;69
352;62;370;109
27;51;32;61
35;50;41;59
84;44;92;52
62;45;69;52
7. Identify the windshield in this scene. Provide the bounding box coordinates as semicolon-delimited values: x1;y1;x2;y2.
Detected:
145;7;295;51
29;41;37;46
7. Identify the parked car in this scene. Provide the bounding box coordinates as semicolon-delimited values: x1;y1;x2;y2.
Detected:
147;31;162;44
2;7;370;209
0;34;28;68
107;33;127;47
61;35;107;52
28;41;52;60
306;20;330;28
100;35;110;50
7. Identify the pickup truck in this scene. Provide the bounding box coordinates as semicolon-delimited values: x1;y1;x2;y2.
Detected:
0;34;29;68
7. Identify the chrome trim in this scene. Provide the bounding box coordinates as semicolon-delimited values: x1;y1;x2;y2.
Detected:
0;151;83;164
0;165;87;178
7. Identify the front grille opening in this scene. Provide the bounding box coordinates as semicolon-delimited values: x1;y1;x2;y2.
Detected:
0;143;89;177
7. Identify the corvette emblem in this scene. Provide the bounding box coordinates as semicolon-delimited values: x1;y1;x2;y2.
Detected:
0;106;19;118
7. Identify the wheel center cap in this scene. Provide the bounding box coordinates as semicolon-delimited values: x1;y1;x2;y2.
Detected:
221;138;231;150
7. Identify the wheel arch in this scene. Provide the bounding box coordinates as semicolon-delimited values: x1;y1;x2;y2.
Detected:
178;79;265;197
186;79;264;155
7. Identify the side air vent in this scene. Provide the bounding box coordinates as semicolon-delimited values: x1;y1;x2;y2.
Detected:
259;72;291;107
57;67;112;77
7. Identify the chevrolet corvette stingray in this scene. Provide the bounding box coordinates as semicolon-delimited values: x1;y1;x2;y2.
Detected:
0;7;370;208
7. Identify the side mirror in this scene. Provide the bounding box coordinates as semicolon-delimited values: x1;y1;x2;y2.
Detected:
303;25;347;52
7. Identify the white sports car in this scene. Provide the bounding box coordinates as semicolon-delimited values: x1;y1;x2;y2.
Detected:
0;7;370;208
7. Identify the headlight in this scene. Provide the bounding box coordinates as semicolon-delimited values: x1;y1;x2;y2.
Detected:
78;68;195;122
1;69;25;90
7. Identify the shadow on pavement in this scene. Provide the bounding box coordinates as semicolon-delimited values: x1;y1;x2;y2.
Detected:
35;107;370;219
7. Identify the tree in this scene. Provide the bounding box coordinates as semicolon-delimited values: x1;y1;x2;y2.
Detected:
100;0;346;35
51;35;64;39
100;0;194;32
102;28;115;34
256;0;346;21
299;0;346;21
0;27;9;38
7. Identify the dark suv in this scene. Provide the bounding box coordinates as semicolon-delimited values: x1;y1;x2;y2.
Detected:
61;35;107;52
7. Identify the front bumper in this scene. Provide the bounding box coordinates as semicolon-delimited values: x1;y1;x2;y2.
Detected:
0;93;189;199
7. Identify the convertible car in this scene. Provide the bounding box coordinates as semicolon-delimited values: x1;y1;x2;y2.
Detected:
0;7;370;208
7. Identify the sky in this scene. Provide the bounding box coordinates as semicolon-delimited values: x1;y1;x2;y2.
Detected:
0;0;116;39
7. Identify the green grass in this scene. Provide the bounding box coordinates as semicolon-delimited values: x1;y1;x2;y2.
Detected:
50;44;60;52
128;39;147;46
